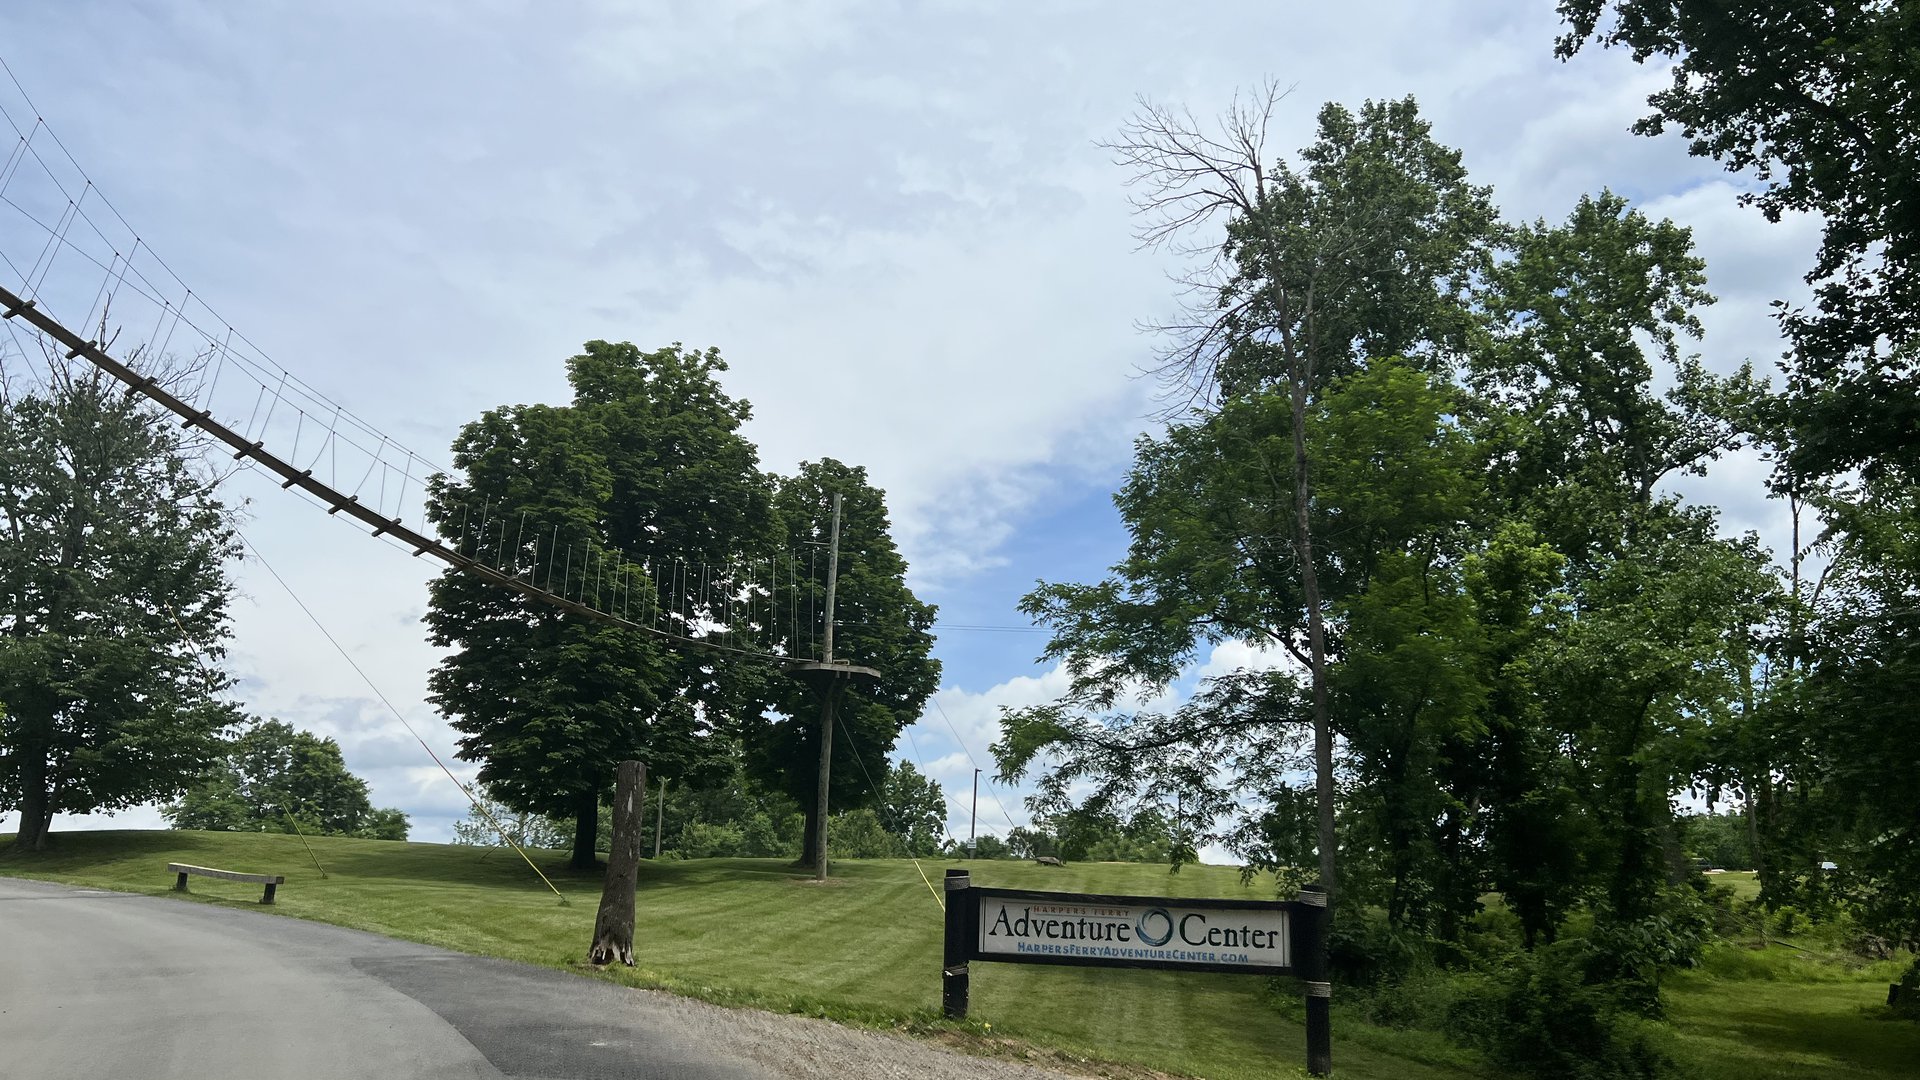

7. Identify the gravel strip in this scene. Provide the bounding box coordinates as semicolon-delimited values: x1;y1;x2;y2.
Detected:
616;987;1130;1080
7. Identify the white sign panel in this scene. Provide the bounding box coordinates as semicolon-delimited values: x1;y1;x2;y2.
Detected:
976;894;1291;970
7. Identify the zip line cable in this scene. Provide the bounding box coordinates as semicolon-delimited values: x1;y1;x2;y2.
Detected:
155;592;328;878
928;693;1027;836
829;710;944;912
236;530;571;905
896;720;972;856
278;806;331;879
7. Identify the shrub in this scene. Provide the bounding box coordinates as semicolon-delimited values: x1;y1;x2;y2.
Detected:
1329;906;1439;988
677;821;746;858
1774;905;1804;936
738;813;790;858
1892;957;1920;1020
1358;969;1469;1030
1445;940;1678;1080
828;808;904;858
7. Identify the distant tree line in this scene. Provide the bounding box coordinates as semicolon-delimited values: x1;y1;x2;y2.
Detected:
164;719;409;841
451;756;950;861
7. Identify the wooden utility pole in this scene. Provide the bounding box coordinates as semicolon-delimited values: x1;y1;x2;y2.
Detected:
813;494;844;882
970;768;980;857
653;775;669;859
589;759;646;966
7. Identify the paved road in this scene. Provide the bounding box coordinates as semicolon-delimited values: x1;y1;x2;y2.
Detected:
0;876;769;1080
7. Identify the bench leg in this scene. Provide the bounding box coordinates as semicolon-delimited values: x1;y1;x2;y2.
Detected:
261;882;277;905
175;872;189;892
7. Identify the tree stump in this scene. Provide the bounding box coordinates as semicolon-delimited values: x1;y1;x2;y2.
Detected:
589;759;646;966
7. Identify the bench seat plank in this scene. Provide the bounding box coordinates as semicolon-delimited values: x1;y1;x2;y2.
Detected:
167;862;286;885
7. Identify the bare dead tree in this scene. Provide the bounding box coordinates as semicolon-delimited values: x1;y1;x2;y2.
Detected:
1103;82;1289;411
1101;81;1342;899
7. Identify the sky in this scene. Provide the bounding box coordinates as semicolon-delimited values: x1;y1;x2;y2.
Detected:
0;1;1820;853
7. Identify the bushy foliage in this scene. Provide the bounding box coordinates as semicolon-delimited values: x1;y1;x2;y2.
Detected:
1680;810;1754;870
449;789;573;850
829;808;905;859
1005;808;1180;864
1892;957;1920;1020
1444;941;1678;1080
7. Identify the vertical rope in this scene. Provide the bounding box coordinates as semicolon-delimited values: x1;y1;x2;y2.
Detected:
281;809;329;878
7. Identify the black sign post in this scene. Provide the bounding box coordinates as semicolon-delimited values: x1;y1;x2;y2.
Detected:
1297;883;1331;1076
941;869;1331;1077
942;868;972;1019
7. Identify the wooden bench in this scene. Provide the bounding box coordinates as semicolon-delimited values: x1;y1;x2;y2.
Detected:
168;862;286;904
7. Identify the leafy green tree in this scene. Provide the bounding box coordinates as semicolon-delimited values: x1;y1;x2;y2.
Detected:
1026;808;1180;864
1557;5;1920;936
166;719;408;839
740;459;939;868
1755;466;1920;946
1556;0;1920;477
1077;91;1500;897
827;807;903;858
1680;811;1754;871
0;361;240;850
877;760;948;857
1006;359;1480;903
426;342;772;869
357;806;410;842
655;756;802;858
1473;192;1779;926
1460;524;1581;946
966;833;1013;859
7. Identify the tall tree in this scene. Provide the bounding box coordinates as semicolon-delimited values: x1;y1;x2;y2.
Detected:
740;459;939;868
1005;358;1481;904
1026;92;1500;897
0;358;240;851
165;718;408;840
1556;0;1920;477
1557;2;1920;936
1473;193;1778;924
426;343;772;869
1751;458;1920;946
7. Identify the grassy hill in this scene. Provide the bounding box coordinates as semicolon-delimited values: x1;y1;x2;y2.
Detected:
3;831;1913;1080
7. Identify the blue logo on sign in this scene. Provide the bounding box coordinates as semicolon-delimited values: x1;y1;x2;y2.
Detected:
1136;907;1174;947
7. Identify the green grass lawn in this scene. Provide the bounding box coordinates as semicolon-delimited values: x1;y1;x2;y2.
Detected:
1665;949;1919;1080
1710;870;1761;901
2;831;1911;1080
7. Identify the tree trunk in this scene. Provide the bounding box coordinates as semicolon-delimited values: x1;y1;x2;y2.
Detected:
15;741;50;851
800;796;821;868
590;760;646;966
1288;346;1339;902
570;790;600;870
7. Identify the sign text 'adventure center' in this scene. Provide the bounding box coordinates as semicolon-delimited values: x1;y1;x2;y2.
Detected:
977;894;1291;969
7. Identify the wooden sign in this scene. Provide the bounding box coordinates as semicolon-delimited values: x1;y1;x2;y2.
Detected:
941;870;1331;1077
972;888;1295;973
